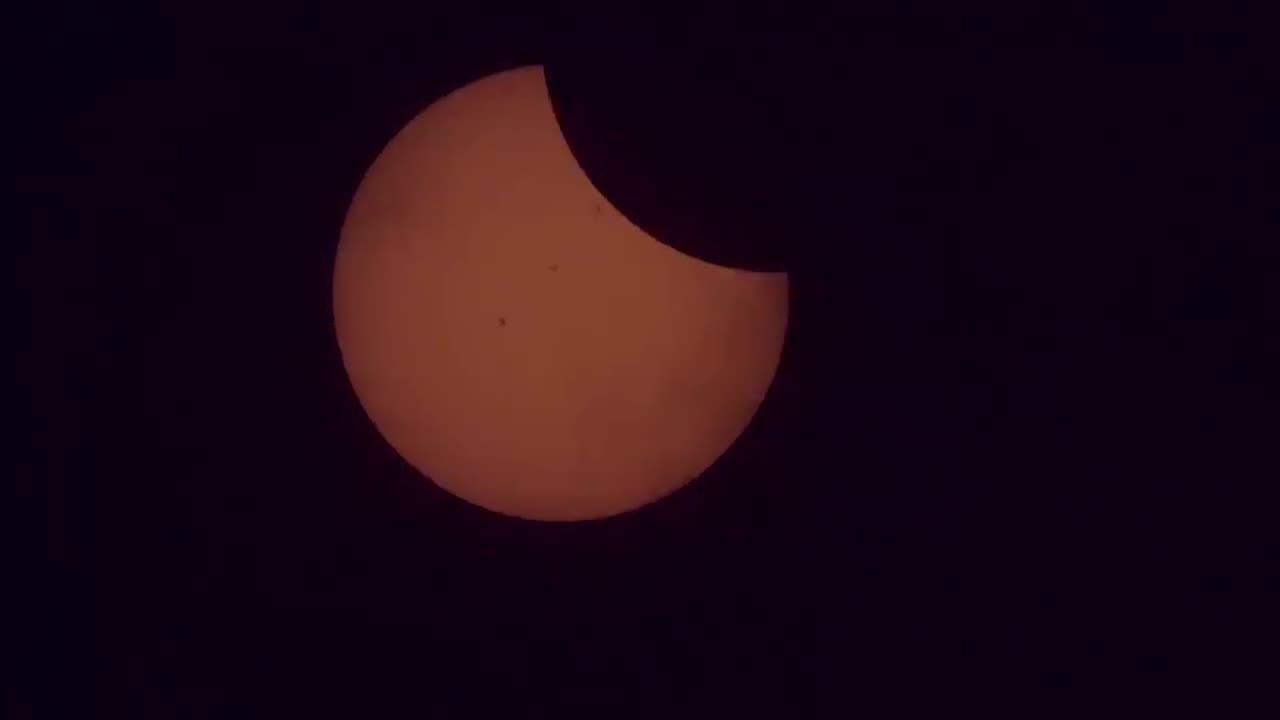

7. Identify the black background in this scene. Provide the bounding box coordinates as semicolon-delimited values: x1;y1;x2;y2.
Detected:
20;6;1271;715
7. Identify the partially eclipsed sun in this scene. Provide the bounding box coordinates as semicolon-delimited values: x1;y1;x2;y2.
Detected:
334;66;789;521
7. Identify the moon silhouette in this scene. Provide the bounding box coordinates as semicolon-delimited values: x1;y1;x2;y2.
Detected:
333;66;788;521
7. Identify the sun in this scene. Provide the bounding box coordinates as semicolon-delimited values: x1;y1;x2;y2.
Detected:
333;66;788;521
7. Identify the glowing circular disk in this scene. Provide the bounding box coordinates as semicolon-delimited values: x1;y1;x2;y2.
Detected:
334;66;788;521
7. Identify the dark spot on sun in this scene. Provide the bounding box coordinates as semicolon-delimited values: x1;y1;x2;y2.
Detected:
549;264;559;271
497;317;507;327
593;204;602;214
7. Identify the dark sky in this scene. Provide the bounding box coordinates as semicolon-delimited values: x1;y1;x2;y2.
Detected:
20;7;1268;716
